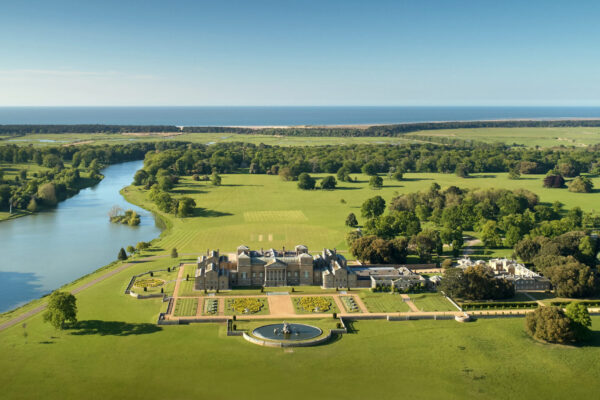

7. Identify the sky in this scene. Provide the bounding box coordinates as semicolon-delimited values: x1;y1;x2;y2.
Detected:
1;0;599;106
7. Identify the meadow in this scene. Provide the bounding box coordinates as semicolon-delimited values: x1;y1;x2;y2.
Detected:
4;126;600;148
121;171;600;258
408;126;600;147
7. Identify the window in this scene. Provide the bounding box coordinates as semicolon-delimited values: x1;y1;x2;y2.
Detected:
242;272;247;279
304;271;309;278
259;272;263;277
295;271;299;277
252;272;256;278
288;272;291;276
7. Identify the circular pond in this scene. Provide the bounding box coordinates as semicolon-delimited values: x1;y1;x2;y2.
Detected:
252;323;322;342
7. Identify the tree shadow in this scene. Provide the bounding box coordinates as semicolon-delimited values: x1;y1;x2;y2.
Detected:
469;174;497;179
194;208;233;218
401;177;432;182
220;184;261;187
172;188;207;195
335;186;361;191
70;320;162;336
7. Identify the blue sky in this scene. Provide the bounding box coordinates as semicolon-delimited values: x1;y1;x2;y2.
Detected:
1;0;599;106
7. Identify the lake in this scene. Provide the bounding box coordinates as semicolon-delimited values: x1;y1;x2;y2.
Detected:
0;160;161;313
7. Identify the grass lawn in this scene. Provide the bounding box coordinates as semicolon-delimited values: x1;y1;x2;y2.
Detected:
121;171;600;262
359;292;411;313
409;293;458;312
173;298;198;317
292;296;340;314
3;312;600;399
225;297;270;316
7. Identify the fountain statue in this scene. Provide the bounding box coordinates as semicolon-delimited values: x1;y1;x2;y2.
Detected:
282;321;292;335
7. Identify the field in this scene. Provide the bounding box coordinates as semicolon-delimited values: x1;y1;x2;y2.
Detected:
121;171;600;259
5;126;600;148
408;126;600;147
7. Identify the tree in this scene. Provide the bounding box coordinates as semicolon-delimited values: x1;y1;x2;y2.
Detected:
543;174;565;188
481;220;502;248
568;176;593;193
320;176;337;190
345;230;362;246
37;183;57;206
455;163;469;178
117;248;128;261
410;229;442;263
565;302;592;340
171;248;178;258
133;169;148;186
278;167;294;181
136;241;150;252
543;261;597;298
26;198;37;212
177;197;196;217
211;173;222;186
438;268;467;298
514;238;541;262
525;307;575;344
297;173;315;190
361;196;385;218
43;291;77;330
508;168;521;180
369;175;383;189
127;245;135;254
336;166;351;182
361;161;379;176
345;213;358;227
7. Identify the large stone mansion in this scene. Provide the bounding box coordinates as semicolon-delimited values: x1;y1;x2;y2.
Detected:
195;245;358;290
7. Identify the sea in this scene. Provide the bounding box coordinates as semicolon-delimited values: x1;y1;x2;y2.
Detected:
1;106;600;126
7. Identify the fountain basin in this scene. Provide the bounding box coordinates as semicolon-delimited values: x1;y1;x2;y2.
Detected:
252;323;322;342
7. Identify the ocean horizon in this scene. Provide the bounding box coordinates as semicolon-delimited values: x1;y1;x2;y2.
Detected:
1;106;600;126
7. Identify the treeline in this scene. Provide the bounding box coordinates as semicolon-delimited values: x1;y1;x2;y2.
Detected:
5;119;600;137
0;142;161;214
0;125;179;135
135;142;600;179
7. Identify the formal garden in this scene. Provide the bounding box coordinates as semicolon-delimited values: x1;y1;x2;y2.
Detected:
225;298;269;315
292;296;339;314
130;268;178;296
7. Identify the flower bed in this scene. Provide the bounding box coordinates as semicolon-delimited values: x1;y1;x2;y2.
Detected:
205;299;219;315
341;296;359;313
228;298;264;314
133;278;165;288
296;297;332;313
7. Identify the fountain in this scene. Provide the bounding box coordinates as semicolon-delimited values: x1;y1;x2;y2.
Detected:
252;322;322;342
